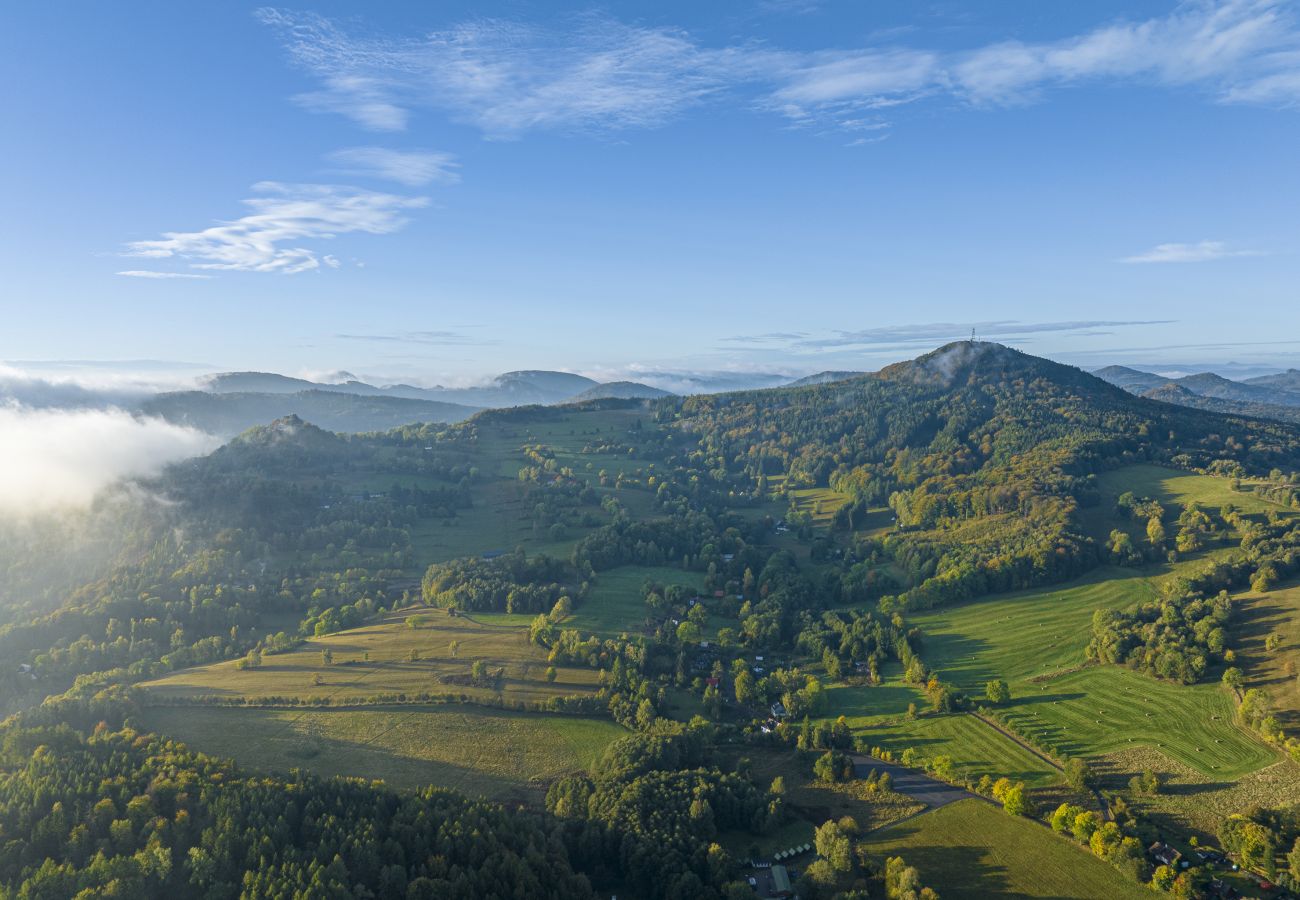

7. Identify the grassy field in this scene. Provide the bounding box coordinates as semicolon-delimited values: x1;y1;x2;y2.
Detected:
785;486;852;526
568;565;706;637
1098;743;1300;840
142;607;599;705
1000;666;1273;778
822;556;1275;781
139;704;625;802
1095;465;1297;523
401;407;669;570
912;565;1160;686
863;799;1151;900
824;566;1151;722
1236;579;1300;727
869;714;1061;787
722;747;925;855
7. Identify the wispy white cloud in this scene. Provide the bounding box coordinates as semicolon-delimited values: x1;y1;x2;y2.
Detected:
723;320;1173;352
256;2;1300;136
334;329;497;346
256;9;734;139
116;270;213;280
1120;240;1265;263
325;146;460;186
124;181;427;274
951;0;1296;105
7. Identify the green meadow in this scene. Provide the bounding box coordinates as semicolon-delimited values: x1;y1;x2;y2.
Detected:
142;606;599;706
863;799;1151;900
568;565;706;637
139;704;625;802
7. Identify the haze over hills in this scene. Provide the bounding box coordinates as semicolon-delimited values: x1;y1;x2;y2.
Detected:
6;338;1300;900
1247;369;1300;392
1094;362;1300;425
784;370;866;387
1091;365;1170;393
1140;382;1300;426
139;390;481;438
569;381;672;402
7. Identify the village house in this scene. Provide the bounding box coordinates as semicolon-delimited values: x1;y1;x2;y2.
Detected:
1148;842;1182;868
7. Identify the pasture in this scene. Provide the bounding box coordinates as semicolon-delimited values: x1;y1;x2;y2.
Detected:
402;407;670;570
910;565;1159;686
141;606;599;706
569;565;706;637
868;714;1061;787
1235;579;1300;727
1102;742;1300;839
862;798;1151;900
1000;665;1273;778
1096;464;1297;521
139;704;624;802
822;560;1276;782
725;747;925;851
785;485;853;526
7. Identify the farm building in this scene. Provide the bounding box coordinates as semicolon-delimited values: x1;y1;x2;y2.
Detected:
769;865;792;898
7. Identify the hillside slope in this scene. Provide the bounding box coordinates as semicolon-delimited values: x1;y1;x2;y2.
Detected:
673;341;1300;607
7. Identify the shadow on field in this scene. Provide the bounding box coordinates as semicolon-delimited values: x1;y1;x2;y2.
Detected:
1159;779;1233;797
1011;692;1086;707
154;702;546;801
864;827;1013;899
830;682;920;718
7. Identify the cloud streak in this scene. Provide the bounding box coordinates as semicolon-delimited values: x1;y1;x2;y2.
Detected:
0;404;217;515
124;181;427;274
256;2;1300;136
334;330;497;346
325;147;460;186
116;270;214;280
256;9;735;138
724;320;1172;351
1120;240;1265;263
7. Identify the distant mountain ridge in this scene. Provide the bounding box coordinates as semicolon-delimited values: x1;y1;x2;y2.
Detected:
1092;365;1169;393
1094;363;1300;422
202;369;598;408
1246;368;1300;392
1140;383;1300;425
569;381;672;402
141;390;479;438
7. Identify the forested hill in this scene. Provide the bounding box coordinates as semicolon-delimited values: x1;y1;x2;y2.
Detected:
669;341;1300;608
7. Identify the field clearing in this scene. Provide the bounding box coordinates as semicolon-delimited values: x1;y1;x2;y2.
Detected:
729;748;925;848
868;714;1061;787
142;607;599;705
1097;465;1297;520
405;408;665;569
1001;666;1273;778
911;565;1159;688
473;408;658;481
863;798;1151;900
1099;744;1300;839
1235;579;1300;726
786;486;852;525
406;480;552;566
139;704;624;802
569;565;705;637
823;558;1275;781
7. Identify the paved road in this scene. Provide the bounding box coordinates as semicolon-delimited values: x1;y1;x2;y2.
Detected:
851;756;974;809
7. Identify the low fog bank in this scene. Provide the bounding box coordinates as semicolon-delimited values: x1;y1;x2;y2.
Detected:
0;403;218;516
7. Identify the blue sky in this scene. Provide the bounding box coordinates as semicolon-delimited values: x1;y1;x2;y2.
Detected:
3;0;1299;385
